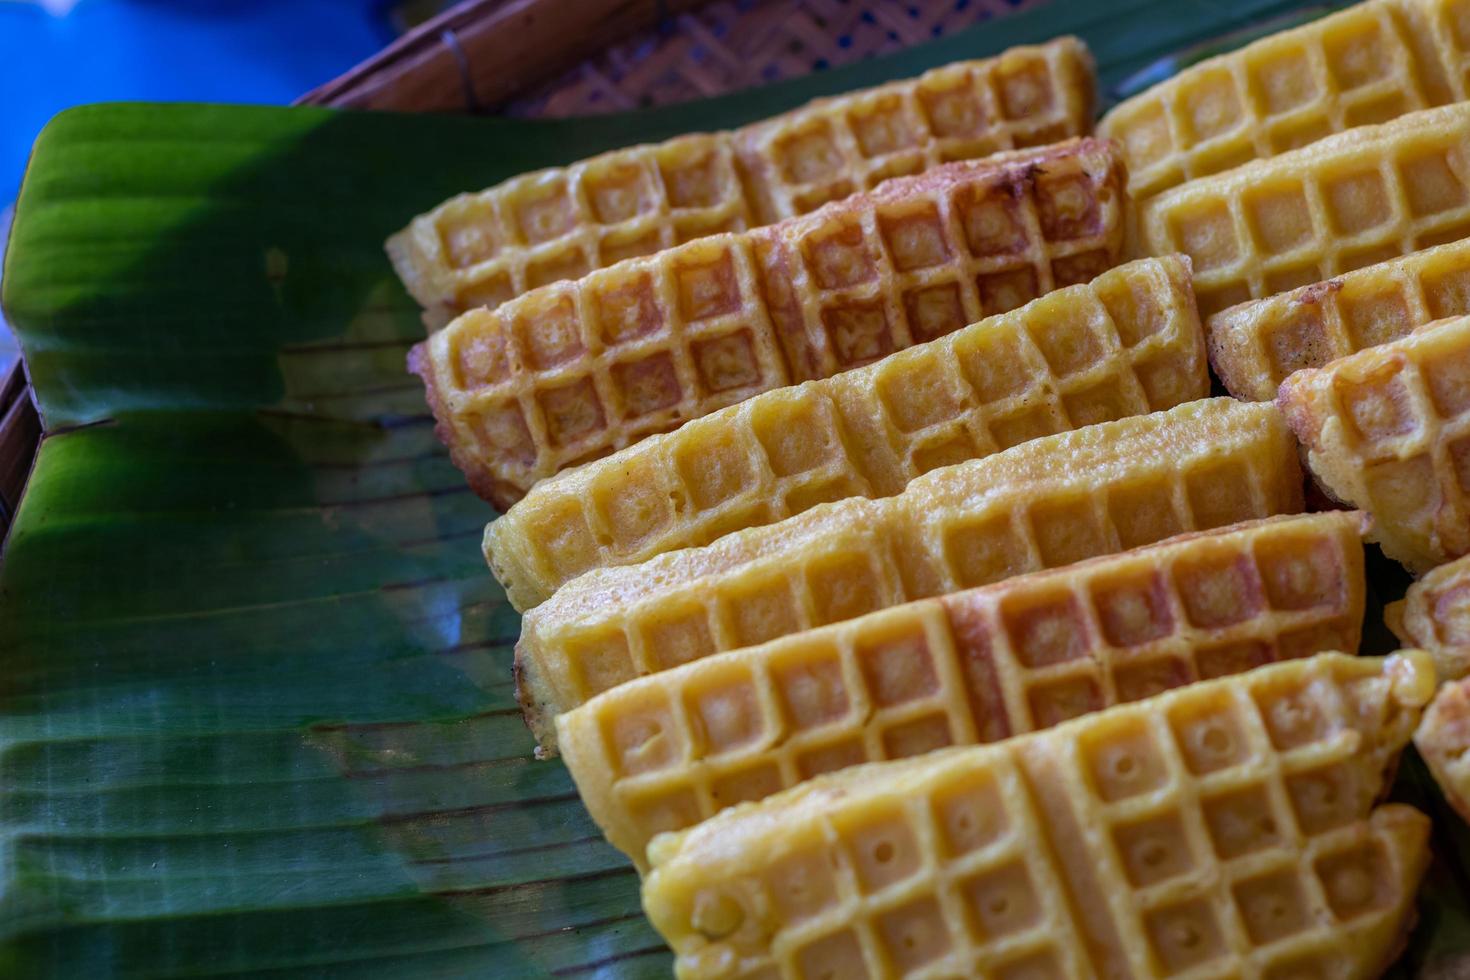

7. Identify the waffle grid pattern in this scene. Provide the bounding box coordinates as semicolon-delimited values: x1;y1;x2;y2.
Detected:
1100;0;1468;203
1208;237;1470;401
558;512;1367;865
1388;551;1470;681
644;655;1430;980
417;138;1126;508
736;38;1095;221
1278;314;1470;573
516;399;1303;751
488;255;1203;610
390;38;1094;327
390;135;754;329
1137;102;1470;318
1415;677;1470;825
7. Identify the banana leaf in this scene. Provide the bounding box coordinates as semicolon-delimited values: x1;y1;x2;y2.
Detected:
4;0;1469;974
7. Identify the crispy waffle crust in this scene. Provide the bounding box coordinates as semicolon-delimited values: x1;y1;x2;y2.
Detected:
1208;237;1470;401
556;512;1369;867
1387;551;1470;680
1136;101;1470;318
487;255;1206;611
413;136;1129;508
1100;0;1470;204
1277;314;1470;573
389;38;1095;327
1415;674;1470;823
642;651;1436;980
517;398;1304;754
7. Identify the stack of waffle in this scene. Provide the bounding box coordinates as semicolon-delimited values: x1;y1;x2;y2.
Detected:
385;9;1470;972
390;38;1095;329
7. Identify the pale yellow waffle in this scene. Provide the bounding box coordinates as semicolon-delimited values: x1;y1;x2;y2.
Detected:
413;138;1128;508
1136;101;1470;318
735;37;1095;221
1386;552;1470;680
389;38;1096;329
1415;674;1470;823
1208;236;1470;401
643;651;1435;980
558;512;1368;867
1099;0;1470;205
487;255;1205;611
518;398;1303;754
1278;314;1470;573
389;135;751;331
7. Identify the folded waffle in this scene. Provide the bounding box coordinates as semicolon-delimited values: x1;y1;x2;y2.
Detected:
518;398;1303;755
413;137;1128;508
389;38;1096;328
1209;237;1470;401
488;255;1205;611
1100;0;1470;204
643;651;1436;980
1387;552;1470;681
1416;674;1470;823
559;512;1368;868
1136;101;1470;318
1278;314;1470;573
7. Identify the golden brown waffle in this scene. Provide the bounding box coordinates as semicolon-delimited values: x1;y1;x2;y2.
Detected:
1278;314;1470;573
1415;675;1470;824
413;138;1128;508
643;651;1435;980
1099;0;1470;205
487;255;1205;611
734;38;1096;221
518;398;1303;755
388;39;1096;329
1386;552;1470;680
389;135;751;331
558;512;1368;867
1208;237;1470;401
1136;101;1470;318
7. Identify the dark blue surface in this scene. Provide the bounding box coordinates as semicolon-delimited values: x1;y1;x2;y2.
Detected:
0;1;393;201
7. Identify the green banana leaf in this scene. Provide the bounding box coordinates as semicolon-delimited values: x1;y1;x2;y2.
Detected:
5;0;1470;974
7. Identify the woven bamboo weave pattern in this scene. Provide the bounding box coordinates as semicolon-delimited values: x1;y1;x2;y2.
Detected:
516;398;1303;754
414;137;1126;508
507;0;1052;118
1279;314;1470;573
1208;237;1470;401
487;255;1205;611
558;512;1368;867
643;652;1434;980
1136;101;1470;318
1100;0;1470;204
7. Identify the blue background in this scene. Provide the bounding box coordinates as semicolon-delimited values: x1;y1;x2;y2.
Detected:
0;0;394;202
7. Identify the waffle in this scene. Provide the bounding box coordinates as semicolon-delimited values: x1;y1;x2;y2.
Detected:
734;37;1096;222
388;38;1096;329
643;651;1435;980
518;398;1303;755
1386;552;1470;681
1415;675;1470;824
488;255;1206;611
1277;314;1470;573
1208;236;1470;401
1099;0;1470;205
558;511;1368;867
412;137;1128;509
1136;101;1470;318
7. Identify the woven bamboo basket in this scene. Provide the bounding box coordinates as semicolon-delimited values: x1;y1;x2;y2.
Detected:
0;0;1044;540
